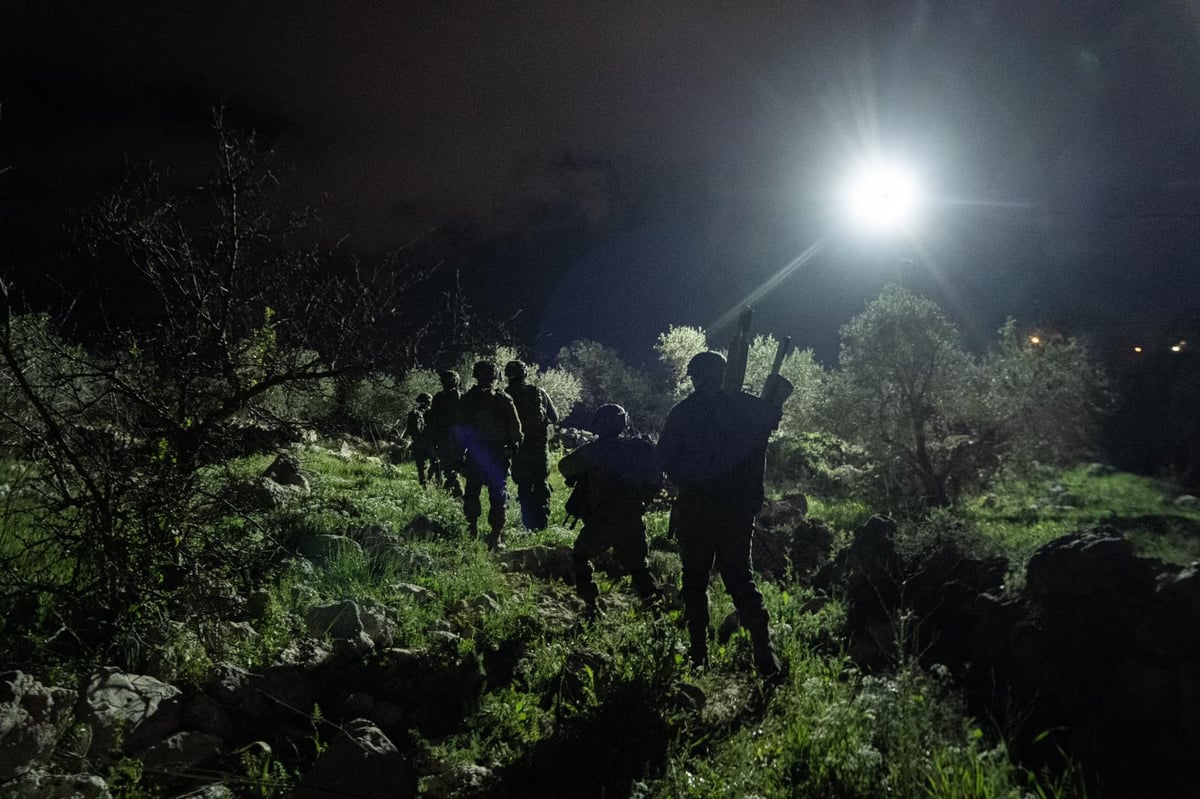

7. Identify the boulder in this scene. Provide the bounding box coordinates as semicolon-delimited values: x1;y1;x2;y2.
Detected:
183;695;235;741
423;762;495;799
293;719;417;799
0;769;111;798
403;515;456;539
136;731;223;771
305;600;394;654
205;664;315;732
0;671;78;782
77;669;183;755
297;534;363;561
1024;529;1158;601
262;452;308;489
496;545;574;582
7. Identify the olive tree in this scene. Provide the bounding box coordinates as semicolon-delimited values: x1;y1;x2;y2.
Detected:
654;324;825;440
980;319;1108;471
557;339;667;433
827;285;980;507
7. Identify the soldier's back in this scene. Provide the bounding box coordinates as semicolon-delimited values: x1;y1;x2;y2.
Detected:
462;386;519;444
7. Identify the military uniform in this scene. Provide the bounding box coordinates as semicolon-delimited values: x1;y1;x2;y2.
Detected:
428;373;465;495
657;351;790;677
402;394;437;486
559;405;661;613
457;364;523;550
506;370;559;530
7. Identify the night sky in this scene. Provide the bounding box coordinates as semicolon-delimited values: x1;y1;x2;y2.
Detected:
3;1;1199;365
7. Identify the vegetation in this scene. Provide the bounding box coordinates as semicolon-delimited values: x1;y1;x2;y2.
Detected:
2;122;1195;798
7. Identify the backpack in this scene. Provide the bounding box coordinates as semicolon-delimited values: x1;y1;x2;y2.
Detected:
509;383;549;439
462;386;519;445
404;409;426;443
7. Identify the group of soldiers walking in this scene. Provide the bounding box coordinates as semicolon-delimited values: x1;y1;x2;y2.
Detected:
401;351;793;680
404;360;559;551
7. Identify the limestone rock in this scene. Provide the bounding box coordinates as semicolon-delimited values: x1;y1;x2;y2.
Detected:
293;719;416;799
0;671;78;782
0;769;112;798
77;669;182;755
305;600;394;653
136;731;223;771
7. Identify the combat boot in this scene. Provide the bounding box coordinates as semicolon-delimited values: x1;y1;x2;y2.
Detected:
688;629;709;669
750;628;783;682
486;527;505;552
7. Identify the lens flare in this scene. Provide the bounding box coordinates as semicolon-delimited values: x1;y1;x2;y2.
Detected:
843;162;921;233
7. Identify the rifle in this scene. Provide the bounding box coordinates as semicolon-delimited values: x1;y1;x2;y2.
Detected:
722;307;754;395
761;335;793;406
722;306;793;403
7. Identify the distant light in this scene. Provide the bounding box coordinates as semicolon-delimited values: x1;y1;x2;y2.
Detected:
842;162;921;234
1172;345;1182;352
1029;335;1041;345
1133;346;1143;353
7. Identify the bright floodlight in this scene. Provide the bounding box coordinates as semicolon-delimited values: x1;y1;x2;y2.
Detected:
843;162;921;234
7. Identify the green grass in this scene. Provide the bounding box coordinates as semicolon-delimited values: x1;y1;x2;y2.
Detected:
5;442;1113;798
966;465;1200;566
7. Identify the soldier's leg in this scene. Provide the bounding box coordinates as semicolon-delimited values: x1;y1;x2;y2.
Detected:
427;449;442;486
463;480;482;537
612;520;657;601
484;472;508;550
528;445;553;530
440;440;464;496
713;517;780;678
415;453;428;486
511;449;541;530
462;458;484;538
570;522;610;607
676;502;717;666
529;477;552;531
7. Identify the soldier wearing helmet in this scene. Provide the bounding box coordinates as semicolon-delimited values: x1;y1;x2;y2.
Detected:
458;360;523;550
428;369;465;495
402;391;438;487
657;350;793;679
558;403;663;618
504;359;560;531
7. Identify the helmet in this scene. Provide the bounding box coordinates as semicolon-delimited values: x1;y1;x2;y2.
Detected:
472;360;499;382
416;392;432;407
592;403;629;438
504;359;528;380
438;369;460;389
686;351;727;386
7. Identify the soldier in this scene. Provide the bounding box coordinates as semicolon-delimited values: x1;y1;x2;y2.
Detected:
458;360;523;551
656;351;793;679
559;404;662;619
401;392;437;487
504;359;559;530
428;369;465;496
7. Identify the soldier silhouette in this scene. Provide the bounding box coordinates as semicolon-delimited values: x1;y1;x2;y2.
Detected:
656;350;792;679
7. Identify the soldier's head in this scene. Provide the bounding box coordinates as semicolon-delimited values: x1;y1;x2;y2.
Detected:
504;359;528;383
686;351;726;391
472;360;499;385
416;392;432;408
592;403;629;439
438;369;460;390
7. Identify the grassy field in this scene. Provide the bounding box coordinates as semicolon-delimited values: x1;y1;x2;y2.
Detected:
9;443;1197;796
